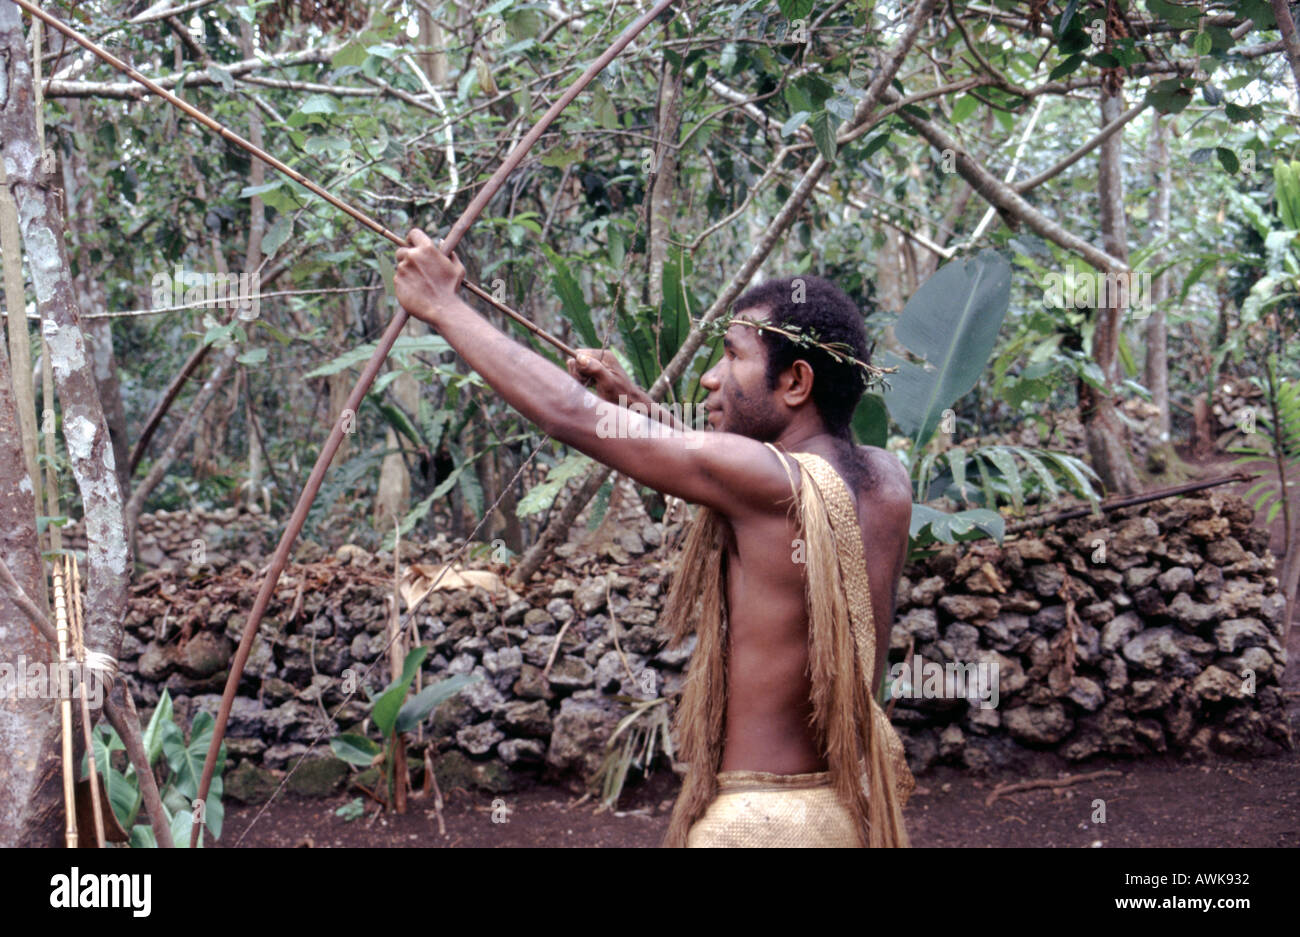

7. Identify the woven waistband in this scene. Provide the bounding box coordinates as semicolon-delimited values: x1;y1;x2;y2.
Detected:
715;769;833;793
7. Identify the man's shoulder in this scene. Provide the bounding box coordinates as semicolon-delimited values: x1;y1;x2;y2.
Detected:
855;445;912;503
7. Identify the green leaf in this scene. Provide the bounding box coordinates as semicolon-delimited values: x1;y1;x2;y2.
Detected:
330;733;382;766
948;447;969;504
1223;101;1254;123
777;0;815;18
263;215;293;258
1057;0;1081;35
1146;0;1200;25
851;394;889;448
207;64;234;92
515;453;593;516
983;447;1025;513
1216;147;1240;174
862;132;892;158
1145;78;1194;114
950;95;978;123
84;725;139;827
781;110;811;137
541;245;599;347
395;673;482;734
299;94;340;115
164;709;226;803
170;807;200;848
587;478;614;530
382;456;475;550
35;515;69;534
810;110;837;162
237;347;268;366
333;39;370;69
1045;54;1086;85
910;504;1004;545
240;181;283;199
373;398;425;449
1009;446;1061;501
540;143;584;169
371;645;430;737
102;766;141;832
1048;54;1083;81
304;335;451;379
590;82;619;130
139;690;173;770
882;250;1012;448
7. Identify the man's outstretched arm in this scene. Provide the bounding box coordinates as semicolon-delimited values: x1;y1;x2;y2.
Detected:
393;229;792;517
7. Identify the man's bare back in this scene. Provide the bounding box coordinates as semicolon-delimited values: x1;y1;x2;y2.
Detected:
718;442;912;774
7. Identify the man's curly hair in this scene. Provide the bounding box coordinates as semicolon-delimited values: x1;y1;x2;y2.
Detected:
732;275;871;439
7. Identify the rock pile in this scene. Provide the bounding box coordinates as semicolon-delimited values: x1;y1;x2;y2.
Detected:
61;506;281;568
891;490;1291;773
108;489;1289;802
1210;374;1266;452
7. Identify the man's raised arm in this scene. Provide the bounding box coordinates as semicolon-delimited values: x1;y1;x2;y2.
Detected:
393;229;792;518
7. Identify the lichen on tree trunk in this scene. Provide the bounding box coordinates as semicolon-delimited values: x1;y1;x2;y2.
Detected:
1;0;130;660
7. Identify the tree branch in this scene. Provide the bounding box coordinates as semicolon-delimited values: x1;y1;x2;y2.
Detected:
45;46;338;98
885;88;1129;273
1270;0;1300;96
1013;101;1150;194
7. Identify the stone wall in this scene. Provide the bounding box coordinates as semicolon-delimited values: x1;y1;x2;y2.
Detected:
96;491;1291;799
890;492;1290;773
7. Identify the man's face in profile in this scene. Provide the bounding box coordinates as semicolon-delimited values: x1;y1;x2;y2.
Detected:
700;306;787;442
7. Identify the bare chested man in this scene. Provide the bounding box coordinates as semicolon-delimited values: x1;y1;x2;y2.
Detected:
395;230;914;846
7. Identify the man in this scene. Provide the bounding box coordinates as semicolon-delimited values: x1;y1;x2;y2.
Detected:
395;230;915;847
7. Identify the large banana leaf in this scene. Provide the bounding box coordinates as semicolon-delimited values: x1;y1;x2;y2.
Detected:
881;250;1011;448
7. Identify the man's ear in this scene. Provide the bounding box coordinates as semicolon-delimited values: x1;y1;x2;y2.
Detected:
781;359;815;408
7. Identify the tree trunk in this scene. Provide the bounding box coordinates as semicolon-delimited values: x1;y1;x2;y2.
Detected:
62;102;130;498
417;10;448;85
0;161;43;601
645;53;683;311
0;319;65;847
1083;83;1141;495
1270;0;1300;100
126;345;240;538
1144;115;1171;444
1;1;130;660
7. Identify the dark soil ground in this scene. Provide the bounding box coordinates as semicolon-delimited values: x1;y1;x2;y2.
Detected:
220;728;1299;848
220;449;1300;848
